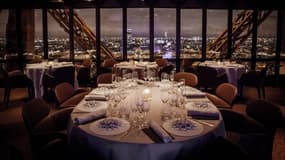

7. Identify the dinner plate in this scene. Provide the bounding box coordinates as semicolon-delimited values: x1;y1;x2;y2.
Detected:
162;118;203;137
89;117;130;136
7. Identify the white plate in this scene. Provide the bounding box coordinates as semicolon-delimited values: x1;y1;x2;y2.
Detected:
162;118;203;137
76;101;108;112
89;117;130;136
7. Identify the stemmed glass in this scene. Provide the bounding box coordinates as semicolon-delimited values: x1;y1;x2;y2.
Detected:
169;70;175;82
160;90;169;104
135;92;145;129
160;90;172;121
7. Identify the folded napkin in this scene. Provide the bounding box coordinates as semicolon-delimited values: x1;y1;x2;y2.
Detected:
89;88;105;95
183;88;206;98
136;79;145;85
149;121;173;143
98;83;115;88
186;102;220;120
85;94;106;101
74;108;106;125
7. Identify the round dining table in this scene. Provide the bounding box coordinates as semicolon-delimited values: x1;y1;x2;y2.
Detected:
68;81;225;160
113;61;159;79
25;61;77;98
198;61;246;86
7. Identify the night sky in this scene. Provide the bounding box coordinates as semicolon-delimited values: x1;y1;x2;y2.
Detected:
0;9;278;38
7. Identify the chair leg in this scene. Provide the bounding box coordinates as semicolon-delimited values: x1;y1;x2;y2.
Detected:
238;84;243;97
262;86;266;99
257;87;261;99
4;88;11;108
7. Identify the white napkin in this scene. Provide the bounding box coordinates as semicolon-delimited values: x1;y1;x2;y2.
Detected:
98;83;115;88
186;102;220;120
184;87;206;98
89;88;105;95
149;120;173;143
85;94;106;101
74;108;106;125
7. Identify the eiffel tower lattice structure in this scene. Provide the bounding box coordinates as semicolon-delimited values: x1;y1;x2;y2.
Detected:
207;10;272;58
48;9;115;59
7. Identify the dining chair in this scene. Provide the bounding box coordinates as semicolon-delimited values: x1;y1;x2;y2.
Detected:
215;83;238;107
197;136;248;160
77;66;95;87
102;58;118;72
219;108;274;160
196;65;228;93
155;58;168;68
245;99;283;147
174;72;198;87
96;73;113;85
0;65;34;108
42;65;76;101
158;64;175;80
206;93;233;109
54;82;90;109
53;66;75;87
22;98;73;160
238;67;267;99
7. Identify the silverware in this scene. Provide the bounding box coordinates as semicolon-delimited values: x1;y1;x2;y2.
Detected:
194;120;214;127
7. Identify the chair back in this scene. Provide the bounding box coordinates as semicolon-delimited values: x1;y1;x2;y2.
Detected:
196;66;218;89
102;58;117;68
77;67;91;86
219;109;266;134
174;72;198;87
215;83;237;106
22;99;51;134
155;58;168;67
246;100;282;135
54;82;75;104
206;93;232;109
96;73;113;84
158;65;174;79
82;58;92;68
53;66;75;87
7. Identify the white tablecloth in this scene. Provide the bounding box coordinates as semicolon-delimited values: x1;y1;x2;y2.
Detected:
68;83;225;160
199;61;246;86
25;61;77;98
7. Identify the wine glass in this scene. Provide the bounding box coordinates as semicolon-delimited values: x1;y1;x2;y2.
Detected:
161;72;169;82
160;91;169;104
169;70;175;82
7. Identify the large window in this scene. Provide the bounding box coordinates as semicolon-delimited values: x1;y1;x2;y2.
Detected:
0;10;8;56
154;8;176;59
232;10;253;60
76;9;96;60
181;9;202;59
34;9;43;57
47;9;70;60
101;9;122;60
257;10;277;59
206;9;227;59
127;8;149;60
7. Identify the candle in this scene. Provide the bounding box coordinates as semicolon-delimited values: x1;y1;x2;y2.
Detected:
142;88;151;101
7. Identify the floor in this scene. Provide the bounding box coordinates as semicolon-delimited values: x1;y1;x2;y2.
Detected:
0;86;285;160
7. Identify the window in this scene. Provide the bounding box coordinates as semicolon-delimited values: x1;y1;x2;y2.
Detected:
181;9;202;59
154;8;176;59
101;9;122;60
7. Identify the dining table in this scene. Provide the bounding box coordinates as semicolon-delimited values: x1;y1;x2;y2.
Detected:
198;61;246;86
68;80;226;160
113;61;159;80
25;61;78;98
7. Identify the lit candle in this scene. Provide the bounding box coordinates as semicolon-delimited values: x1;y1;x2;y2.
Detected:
142;88;151;101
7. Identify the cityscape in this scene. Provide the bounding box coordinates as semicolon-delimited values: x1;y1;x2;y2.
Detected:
0;35;280;60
